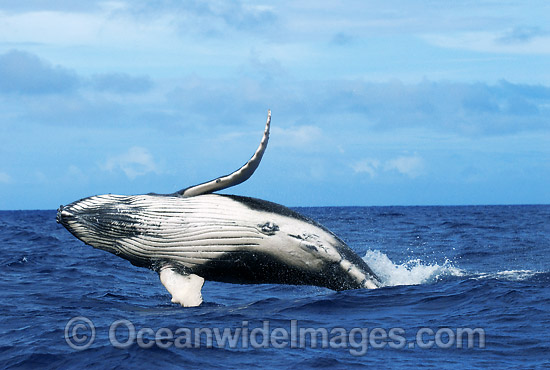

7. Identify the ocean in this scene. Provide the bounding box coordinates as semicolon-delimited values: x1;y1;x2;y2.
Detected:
0;205;548;369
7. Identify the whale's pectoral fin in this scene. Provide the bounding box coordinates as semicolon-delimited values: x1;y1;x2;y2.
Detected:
177;110;271;197
159;267;205;307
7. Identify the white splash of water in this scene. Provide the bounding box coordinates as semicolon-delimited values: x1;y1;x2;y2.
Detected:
362;250;464;287
472;270;539;282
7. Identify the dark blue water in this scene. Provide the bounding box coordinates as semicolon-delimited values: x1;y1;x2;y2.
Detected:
1;205;549;369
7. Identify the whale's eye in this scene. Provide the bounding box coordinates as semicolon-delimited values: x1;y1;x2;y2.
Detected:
259;222;279;235
301;243;318;252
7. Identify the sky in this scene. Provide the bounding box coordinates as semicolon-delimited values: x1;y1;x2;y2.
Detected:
0;0;549;209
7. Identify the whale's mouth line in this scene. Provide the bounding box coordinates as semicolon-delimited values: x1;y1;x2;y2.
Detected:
56;205;64;224
56;205;74;224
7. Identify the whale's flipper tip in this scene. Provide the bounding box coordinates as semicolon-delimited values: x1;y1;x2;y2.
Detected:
177;111;271;198
159;267;205;307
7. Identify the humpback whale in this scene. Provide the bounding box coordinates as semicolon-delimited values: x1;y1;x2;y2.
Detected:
57;111;380;307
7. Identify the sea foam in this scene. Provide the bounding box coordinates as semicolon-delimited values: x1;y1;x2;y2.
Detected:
362;250;464;287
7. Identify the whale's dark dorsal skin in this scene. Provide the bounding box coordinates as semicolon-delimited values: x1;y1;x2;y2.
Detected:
57;111;380;307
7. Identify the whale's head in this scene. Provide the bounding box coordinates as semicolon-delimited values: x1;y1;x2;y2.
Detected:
56;194;154;266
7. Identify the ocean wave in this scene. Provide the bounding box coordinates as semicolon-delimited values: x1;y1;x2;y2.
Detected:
363;249;547;288
470;270;543;282
362;250;464;287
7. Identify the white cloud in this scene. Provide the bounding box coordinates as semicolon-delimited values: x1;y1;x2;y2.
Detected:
103;146;159;179
272;125;323;149
65;165;89;183
0;171;12;183
351;159;380;177
353;155;425;178
496;26;548;44
0;10;106;46
34;171;48;183
423;32;550;55
385;155;425;178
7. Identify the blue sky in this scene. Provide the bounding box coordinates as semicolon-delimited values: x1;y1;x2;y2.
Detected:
0;0;549;209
